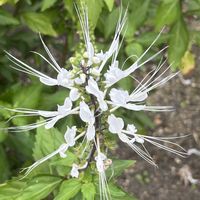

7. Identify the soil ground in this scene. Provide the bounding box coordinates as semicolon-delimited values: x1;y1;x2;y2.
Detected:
117;46;200;200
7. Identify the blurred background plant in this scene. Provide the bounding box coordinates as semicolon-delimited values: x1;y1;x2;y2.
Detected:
0;0;199;199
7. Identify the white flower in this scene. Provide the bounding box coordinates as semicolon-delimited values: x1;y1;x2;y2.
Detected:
56;68;74;88
79;101;95;124
70;164;79;178
39;97;77;129
95;152;107;173
64;126;76;147
69;88;80;101
109;87;173;112
79;101;95;141
5;36;74;89
104;61;126;88
107;114;124;134
3;97;79;132
58;143;69;158
86;77;108;111
109;88;130;106
70;162;88;178
2;6;188;197
74;74;86;85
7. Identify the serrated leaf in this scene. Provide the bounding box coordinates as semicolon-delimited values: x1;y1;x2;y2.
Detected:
15;175;61;200
155;0;180;30
168;17;189;69
54;179;81;200
13;84;42;109
104;0;114;12
106;160;135;178
41;0;58;11
0;9;19;25
81;182;96;200
33;121;64;160
0;179;27;200
181;51;195;75
50;151;77;167
22;12;57;36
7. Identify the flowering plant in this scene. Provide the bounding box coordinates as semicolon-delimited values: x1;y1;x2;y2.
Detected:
0;6;187;200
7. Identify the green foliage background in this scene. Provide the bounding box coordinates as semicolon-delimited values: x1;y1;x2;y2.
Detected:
0;0;199;199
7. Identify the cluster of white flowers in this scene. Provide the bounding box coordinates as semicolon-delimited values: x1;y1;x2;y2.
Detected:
2;7;187;199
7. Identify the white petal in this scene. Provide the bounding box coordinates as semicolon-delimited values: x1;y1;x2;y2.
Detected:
125;104;146;111
109;88;130;105
38;110;58;117
135;135;145;144
130;91;148;102
95;152;107;173
69;88;80;101
118;132;129;143
64;126;76;146
88;42;95;61
86;124;95;141
79;101;94;124
39;77;58;86
86;77;99;96
127;124;137;134
70;164;79;178
99;100;108;111
57;97;72;115
57;68;73;88
45;115;62;129
108;114;124;134
58;143;69;158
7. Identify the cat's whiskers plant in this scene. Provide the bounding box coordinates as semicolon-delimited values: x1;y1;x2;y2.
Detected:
1;6;188;199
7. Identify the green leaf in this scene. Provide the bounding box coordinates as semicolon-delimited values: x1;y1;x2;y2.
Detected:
22;12;57;36
0;145;10;182
63;0;74;18
135;112;155;129
81;182;96;200
8;132;34;159
50;151;77;167
0;9;19;25
41;0;58;11
33;121;64;160
130;0;150;28
104;0;114;12
136;32;170;46
40;89;68;110
15;175;61;200
13;84;42;109
103;7;119;39
168;17;189;69
84;0;103;28
125;43;143;62
108;183;137;200
155;0;180;30
0;178;27;200
54;179;82;200
107;160;135;178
